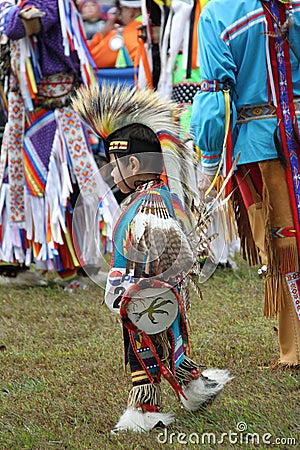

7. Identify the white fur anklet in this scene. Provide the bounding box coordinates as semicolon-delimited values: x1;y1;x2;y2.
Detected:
111;407;175;434
180;369;233;412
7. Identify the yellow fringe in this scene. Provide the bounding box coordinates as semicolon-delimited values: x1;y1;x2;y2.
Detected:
127;383;161;408
205;89;231;196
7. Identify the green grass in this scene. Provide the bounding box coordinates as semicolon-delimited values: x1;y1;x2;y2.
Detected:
0;258;299;449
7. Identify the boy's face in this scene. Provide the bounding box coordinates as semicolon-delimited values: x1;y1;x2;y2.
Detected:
110;154;136;194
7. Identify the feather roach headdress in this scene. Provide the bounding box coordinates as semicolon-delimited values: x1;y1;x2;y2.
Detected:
72;82;194;205
72;82;179;151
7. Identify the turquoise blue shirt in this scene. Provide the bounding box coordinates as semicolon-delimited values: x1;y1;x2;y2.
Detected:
190;0;300;174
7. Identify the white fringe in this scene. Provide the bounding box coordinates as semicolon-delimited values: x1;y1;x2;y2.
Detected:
112;407;175;434
180;369;233;412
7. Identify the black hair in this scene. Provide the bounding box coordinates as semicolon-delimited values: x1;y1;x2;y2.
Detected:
106;123;164;174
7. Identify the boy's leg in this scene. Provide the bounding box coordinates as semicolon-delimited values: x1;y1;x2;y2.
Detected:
111;336;174;433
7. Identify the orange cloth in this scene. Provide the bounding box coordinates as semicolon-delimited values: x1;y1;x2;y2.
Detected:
89;20;142;68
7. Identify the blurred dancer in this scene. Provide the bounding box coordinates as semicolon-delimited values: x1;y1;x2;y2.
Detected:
0;0;118;285
89;0;142;69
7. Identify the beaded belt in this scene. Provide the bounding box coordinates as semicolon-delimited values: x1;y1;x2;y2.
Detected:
200;79;300;123
35;72;80;110
237;98;300;123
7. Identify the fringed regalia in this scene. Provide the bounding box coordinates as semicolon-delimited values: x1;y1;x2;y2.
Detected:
110;180;193;402
73;82;232;432
191;0;300;366
0;0;119;277
234;0;300;367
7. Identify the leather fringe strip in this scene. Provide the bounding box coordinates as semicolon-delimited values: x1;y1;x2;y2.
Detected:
175;356;200;386
127;383;162;408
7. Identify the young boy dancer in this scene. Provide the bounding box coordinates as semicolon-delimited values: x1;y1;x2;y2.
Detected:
73;83;232;433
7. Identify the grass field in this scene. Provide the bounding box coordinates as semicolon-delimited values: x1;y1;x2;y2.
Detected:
0;258;299;449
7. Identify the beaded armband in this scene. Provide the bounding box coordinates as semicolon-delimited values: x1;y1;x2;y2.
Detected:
200;79;230;92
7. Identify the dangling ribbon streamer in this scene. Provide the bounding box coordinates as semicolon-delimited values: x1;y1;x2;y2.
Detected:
205;87;231;196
